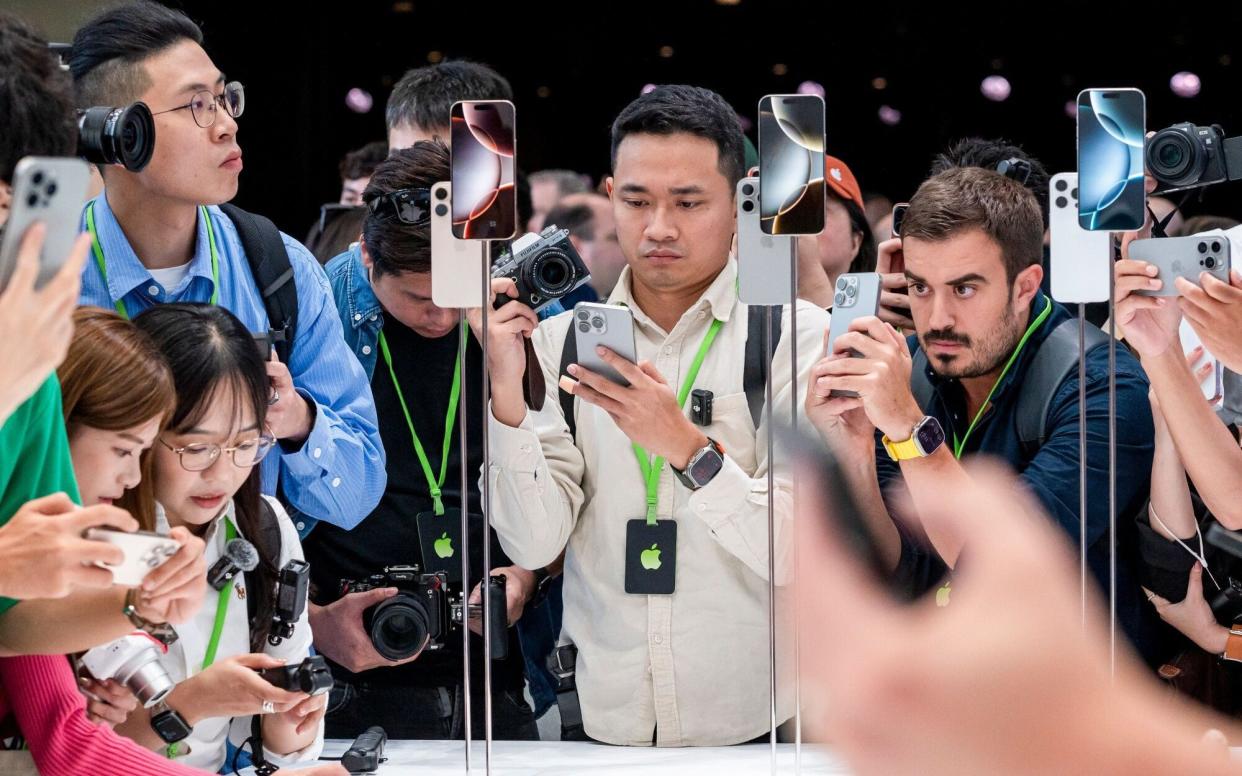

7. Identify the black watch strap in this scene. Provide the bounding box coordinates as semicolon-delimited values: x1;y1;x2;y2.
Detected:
672;438;724;491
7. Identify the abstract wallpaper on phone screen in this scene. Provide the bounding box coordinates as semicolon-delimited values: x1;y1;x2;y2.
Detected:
1078;90;1145;231
451;102;516;240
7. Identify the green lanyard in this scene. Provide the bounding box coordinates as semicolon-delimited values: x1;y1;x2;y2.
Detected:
167;519;235;760
85;201;220;320
377;321;463;516
631;317;724;525
950;297;1053;459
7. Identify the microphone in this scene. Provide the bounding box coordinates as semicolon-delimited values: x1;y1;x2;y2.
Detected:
206;538;259;591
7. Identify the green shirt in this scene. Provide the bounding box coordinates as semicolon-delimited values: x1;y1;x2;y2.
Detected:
0;376;81;616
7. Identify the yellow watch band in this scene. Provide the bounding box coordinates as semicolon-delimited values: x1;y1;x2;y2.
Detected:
882;433;922;461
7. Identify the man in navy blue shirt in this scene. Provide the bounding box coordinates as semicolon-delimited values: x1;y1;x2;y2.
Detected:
806;165;1156;654
68;2;384;533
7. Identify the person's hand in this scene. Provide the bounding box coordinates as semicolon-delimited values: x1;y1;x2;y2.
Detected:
129;526;206;625
272;691;328;737
795;458;1216;776
172;654;306;722
809;317;923;442
0;494;138;600
1114;259;1180;358
467;278;539;428
0;222;91;423
805;333;878;461
562;348;708;470
79;676;138;728
467;567;535;635
309;589;426;673
875;238;913;330
1145;564;1229;656
266;351;314;443
1178;269;1242;374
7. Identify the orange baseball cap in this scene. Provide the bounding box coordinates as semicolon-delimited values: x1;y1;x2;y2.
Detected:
824;155;864;212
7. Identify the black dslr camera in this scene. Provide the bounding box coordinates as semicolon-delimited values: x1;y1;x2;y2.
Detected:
491;225;591;313
1146;122;1242;195
76;103;156;172
258;655;333;696
269;559;310;647
340;565;508;662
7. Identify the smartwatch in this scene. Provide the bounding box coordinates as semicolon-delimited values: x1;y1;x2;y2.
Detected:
671;438;726;491
882;416;946;462
150;698;192;744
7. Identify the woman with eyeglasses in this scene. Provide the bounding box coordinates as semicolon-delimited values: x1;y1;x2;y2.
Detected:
95;303;324;773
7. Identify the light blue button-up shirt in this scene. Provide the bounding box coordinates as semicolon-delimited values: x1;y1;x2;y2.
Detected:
79;193;386;532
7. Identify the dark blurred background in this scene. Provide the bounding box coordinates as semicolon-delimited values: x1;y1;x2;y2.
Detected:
17;0;1242;236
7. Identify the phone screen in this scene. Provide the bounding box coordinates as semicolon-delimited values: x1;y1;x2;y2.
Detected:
450;100;517;241
1077;89;1146;231
758;94;826;236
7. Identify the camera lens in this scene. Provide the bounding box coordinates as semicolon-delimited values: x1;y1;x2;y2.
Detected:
1206;257;1217;270
367;593;432;661
741;200;754;213
1213;241;1222;253
115;646;176;706
45;182;57;197
1199;242;1209;254
591;316;605;328
576;310;589;320
834;292;846;307
578;322;590;333
1146;126;1207;188
435;187;448;200
742;183;755;196
1055;196;1068;209
1055;179;1067;192
846;284;857;298
529;251;577;297
435;204;448;217
77;103;156;172
1072;187;1078;199
26;194;37;208
31;172;44;186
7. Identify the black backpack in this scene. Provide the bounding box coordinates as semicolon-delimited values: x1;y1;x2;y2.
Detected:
910;318;1110;457
557;304;783;439
219;204;299;364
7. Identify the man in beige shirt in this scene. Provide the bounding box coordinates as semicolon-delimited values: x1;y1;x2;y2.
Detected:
482;85;828;746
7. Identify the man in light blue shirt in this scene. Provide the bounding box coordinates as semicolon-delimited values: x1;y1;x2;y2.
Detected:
69;2;384;533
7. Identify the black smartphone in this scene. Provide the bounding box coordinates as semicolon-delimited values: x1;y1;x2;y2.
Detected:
1077;88;1146;231
757;94;826;236
450;100;517;241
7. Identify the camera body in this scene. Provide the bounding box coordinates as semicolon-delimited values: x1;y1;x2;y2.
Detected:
258;655;333;696
341;565;509;662
1146;122;1242;194
491;225;591;313
80;633;175;708
269;559;310;646
76;103;155;172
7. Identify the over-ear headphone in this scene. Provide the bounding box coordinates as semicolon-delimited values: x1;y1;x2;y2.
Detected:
995;158;1033;186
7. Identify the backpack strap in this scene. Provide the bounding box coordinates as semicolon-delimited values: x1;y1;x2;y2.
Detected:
743;304;782;428
219;203;299;364
1016;317;1110;456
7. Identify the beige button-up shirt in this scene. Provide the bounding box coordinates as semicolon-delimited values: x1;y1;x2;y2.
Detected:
487;259;830;746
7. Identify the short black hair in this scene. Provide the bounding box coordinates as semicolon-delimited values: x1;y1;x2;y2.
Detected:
339;141;388;182
0;13;76;184
930;138;1051;228
361;141;450;275
610;85;745;188
385;60;512;134
68;1;204;107
544;202;596;242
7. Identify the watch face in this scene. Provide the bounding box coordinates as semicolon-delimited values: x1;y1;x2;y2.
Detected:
915;417;946;455
688;448;724;485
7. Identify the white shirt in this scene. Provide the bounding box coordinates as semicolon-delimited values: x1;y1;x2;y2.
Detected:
485;259;830;746
154;496;322;771
146;261;192;294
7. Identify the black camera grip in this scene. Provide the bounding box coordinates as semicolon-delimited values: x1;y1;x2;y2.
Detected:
486;574;509;661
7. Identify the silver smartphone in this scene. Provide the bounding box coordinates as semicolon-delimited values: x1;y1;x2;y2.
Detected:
736;176;794;305
826;272;882;398
83;528;180;587
0;157;91;292
572;302;637;387
1130;234;1231;297
1049;172;1111;304
430;181;486;308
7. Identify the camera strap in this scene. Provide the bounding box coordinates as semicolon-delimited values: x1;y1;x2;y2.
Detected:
376;320;463;517
85;202;221;319
631;318;723;525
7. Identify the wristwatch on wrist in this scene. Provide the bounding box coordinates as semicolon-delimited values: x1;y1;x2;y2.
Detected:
122;589;178;647
150;698;192;744
672;437;726;491
527;567;556;608
1222;624;1242;663
882;416;946;462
